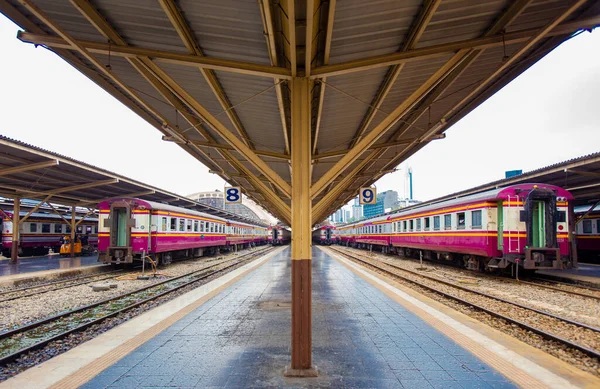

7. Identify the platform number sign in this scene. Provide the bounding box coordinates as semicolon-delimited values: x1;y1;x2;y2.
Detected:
359;187;377;205
224;187;242;204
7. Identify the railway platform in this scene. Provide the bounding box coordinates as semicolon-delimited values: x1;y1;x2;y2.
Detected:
537;263;600;287
2;247;598;389
0;254;105;287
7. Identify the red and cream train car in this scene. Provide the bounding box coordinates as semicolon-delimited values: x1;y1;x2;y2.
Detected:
339;184;574;271
575;205;600;264
312;225;338;245
1;212;98;257
98;198;268;265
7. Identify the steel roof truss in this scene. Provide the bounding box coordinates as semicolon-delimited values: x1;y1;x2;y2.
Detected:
0;159;59;176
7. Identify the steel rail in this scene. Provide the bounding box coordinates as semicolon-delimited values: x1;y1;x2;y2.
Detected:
353;245;600;302
327;246;600;361
0;270;127;304
0;268;121;297
0;247;273;365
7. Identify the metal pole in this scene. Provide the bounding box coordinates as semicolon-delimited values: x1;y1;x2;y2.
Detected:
70;205;76;258
142;250;146;276
286;77;316;377
10;197;20;264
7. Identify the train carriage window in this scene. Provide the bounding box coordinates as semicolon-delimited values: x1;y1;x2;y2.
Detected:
77;226;83;233
378;225;382;233
583;220;592;234
433;216;440;231
170;218;177;231
54;224;63;234
519;211;527;222
556;211;566;223
210;223;214;233
187;220;192;231
424;218;430;231
200;221;205;232
444;214;451;230
194;221;199;232
403;220;407;231
472;210;482;229
416;219;421;231
30;223;37;233
42;223;51;233
597;220;600;233
66;225;71;233
94;226;98;233
179;219;185;232
409;220;414;231
457;213;466;229
86;226;93;234
393;223;396;233
161;217;167;231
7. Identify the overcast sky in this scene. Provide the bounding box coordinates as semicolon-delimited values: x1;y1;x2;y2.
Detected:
0;15;598;220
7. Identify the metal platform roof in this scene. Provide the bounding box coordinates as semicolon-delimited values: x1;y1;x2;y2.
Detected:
2;0;599;224
424;151;600;207
0;136;268;226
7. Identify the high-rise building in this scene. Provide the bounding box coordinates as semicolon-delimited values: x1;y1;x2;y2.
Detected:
363;190;399;218
352;197;363;220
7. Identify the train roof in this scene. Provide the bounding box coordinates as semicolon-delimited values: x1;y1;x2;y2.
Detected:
99;198;229;223
344;183;572;227
2;211;98;222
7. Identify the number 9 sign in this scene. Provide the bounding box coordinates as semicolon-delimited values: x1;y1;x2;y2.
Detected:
359;187;376;204
224;187;242;204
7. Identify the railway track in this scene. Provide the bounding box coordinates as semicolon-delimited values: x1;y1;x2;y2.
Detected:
352;245;600;301
0;269;126;304
325;246;600;362
0;246;274;365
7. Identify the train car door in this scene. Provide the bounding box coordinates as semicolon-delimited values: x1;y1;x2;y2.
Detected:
532;201;546;247
497;201;503;250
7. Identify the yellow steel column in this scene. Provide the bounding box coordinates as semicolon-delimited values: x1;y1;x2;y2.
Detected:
70;205;76;258
10;197;20;264
285;77;317;376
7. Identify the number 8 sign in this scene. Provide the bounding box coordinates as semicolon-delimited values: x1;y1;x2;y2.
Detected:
359;187;377;204
224;187;242;204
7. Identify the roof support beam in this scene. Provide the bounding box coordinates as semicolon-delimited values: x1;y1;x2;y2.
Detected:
138;60;292;198
311;51;470;199
20;179;119;196
312;0;336;154
16;34;290;80
162;136;290;160
0;160;59;176
344;0;534;188
313;153;378;221
440;0;592;129
283;0;297;76
157;0;254;149
19;195;53;224
567;169;600;178
258;0;290;155
313;134;445;161
307;16;600;78
348;0;442;148
67;0;291;198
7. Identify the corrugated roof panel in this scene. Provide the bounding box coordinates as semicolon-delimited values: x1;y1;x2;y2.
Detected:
32;0;106;41
214;72;286;153
508;0;572;32
177;0;270;64
91;0;189;53
155;62;237;140
328;0;421;63
317;68;388;153
417;0;509;48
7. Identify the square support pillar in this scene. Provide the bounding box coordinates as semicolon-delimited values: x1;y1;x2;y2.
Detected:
285;77;317;377
71;205;76;258
10;197;20;264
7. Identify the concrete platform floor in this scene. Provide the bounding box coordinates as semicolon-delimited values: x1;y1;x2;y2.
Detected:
0;253;99;277
78;247;517;389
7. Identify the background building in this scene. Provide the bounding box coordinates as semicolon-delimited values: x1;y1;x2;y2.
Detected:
363;190;398;218
186;190;275;224
351;197;363;220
